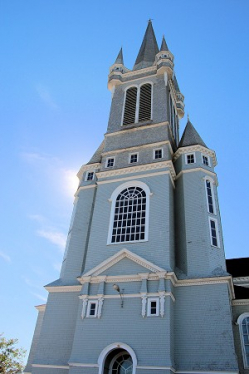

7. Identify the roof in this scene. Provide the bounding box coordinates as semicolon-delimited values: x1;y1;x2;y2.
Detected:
87;140;105;164
114;48;124;65
178;120;207;148
133;20;159;71
160;35;169;51
226;257;249;277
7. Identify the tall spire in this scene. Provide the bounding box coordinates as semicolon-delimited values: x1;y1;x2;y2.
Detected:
114;47;124;65
133;20;159;71
160;35;169;51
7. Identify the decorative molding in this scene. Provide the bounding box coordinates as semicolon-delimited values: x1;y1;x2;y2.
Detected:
77;163;100;179
45;285;81;293
105;121;169;137
81;298;88;319
69;363;99;367
102;141;173;157
173;145;217;166
232;300;249;306
175;168;217;181
97;161;175;180
32;364;69;369
98;342;137;374
141;295;147;317
137;366;175;371
35;304;46;311
97;170;175;189
159;294;166;317
80;248;166;279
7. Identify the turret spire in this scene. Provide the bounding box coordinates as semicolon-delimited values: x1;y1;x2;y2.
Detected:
133;20;159;71
179;119;207;148
114;47;124;65
160;35;169;51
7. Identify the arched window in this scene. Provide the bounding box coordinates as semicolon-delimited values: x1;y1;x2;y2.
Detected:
111;351;133;374
108;181;150;244
237;313;249;368
123;87;137;125
122;84;152;125
139;83;151;122
98;343;137;374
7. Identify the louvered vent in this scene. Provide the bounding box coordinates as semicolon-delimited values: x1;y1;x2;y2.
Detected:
123;87;137;125
139;84;151;122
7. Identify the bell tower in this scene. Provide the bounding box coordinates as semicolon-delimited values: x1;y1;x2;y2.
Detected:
25;21;239;374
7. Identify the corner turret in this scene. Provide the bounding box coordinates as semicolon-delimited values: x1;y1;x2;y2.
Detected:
108;48;129;91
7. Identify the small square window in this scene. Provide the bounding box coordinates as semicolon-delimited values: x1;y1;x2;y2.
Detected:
186;153;195;164
154;149;163;159
129;153;138;164
86;301;98;317
86;172;94;181
106;158;115;168
202;155;210;166
147;298;159;317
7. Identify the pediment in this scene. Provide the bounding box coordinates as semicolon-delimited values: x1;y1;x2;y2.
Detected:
82;248;165;277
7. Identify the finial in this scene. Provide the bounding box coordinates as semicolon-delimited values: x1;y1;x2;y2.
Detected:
187;113;190;121
148;18;153;23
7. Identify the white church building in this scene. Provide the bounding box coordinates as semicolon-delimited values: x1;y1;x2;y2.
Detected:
25;21;249;374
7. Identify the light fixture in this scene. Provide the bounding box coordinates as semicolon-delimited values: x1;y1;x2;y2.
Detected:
113;284;124;308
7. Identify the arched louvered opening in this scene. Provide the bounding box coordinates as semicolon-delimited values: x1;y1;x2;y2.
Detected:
139;83;151;122
123;87;137;125
111;186;146;243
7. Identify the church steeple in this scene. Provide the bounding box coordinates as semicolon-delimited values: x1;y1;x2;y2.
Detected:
160;35;169;51
133;20;159;71
179;119;207;148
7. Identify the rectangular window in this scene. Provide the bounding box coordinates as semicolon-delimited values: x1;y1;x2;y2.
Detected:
106;157;115;168
87;301;98;317
86;172;94;181
209;218;219;247
129;153;138;164
147;298;159;316
202;155;210;166
154;148;163;159
185;153;195;164
206;180;215;214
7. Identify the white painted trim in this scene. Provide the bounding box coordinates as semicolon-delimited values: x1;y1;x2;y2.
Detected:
178;371;238;374
175;168;216;181
69;363;98;367
137;366;175;371
82;248;165;277
204;176;217;215
97;170;175;189
102;140;173;157
97;160;176;180
86;300;98;318
85;171;95;182
208;217;220;248
45;285;81;292
232;300;249;306
107;181;151;245
153;147;163;160
77;163;100;179
35;304;46;311
98;342;137;374
185;152;196;165
105;121;169;137
32;364;69;369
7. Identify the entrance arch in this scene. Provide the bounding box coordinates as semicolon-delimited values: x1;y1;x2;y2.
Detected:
98;343;137;374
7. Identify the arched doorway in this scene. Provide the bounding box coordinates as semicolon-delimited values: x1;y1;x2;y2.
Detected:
98;343;137;374
104;349;133;374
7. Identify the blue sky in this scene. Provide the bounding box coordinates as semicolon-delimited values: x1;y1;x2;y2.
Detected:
1;0;249;362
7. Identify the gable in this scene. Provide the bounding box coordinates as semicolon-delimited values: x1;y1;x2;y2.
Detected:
81;248;165;278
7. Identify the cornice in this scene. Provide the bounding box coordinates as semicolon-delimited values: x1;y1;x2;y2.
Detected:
97;170;175;188
35;304;46;311
233;276;249;284
32;364;69;369
232;299;249;306
122;65;157;79
174;145;217;166
77;163;100;179
74;184;97;197
105;121;169;137
175;168;217;182
96;161;176;180
102;140;173;157
45;285;81;293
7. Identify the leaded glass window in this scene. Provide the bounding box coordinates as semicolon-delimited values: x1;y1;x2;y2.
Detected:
111;187;146;243
112;353;133;374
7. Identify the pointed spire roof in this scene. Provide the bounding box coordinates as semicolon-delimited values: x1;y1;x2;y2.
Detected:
133;20;159;71
160;35;169;51
178;120;207;148
173;75;180;92
114;47;124;65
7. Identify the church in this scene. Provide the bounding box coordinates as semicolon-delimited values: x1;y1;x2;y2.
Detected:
25;21;249;374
